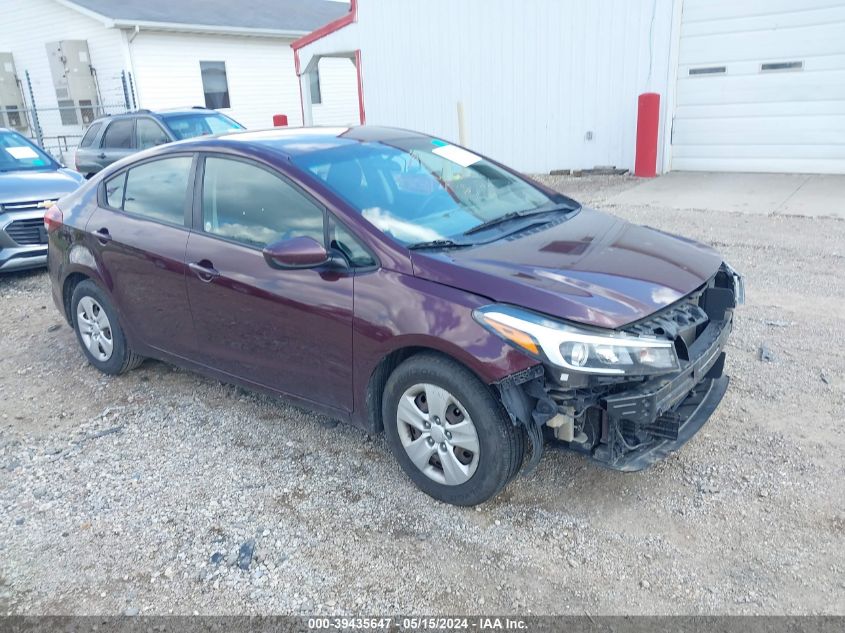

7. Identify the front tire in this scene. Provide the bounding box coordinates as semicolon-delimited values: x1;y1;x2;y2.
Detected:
383;353;524;506
71;280;144;375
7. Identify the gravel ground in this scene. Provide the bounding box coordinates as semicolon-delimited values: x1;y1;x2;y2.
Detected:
1;175;843;616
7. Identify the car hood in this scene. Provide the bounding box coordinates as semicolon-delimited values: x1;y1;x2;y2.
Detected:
0;168;84;204
410;207;725;329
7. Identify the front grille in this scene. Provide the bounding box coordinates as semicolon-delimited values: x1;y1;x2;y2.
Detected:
2;200;42;213
623;296;708;341
5;218;46;245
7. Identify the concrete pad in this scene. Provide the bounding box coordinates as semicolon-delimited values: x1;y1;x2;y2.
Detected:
611;171;845;219
777;175;845;218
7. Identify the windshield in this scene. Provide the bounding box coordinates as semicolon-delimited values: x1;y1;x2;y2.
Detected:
291;137;569;245
0;131;56;172
160;112;244;140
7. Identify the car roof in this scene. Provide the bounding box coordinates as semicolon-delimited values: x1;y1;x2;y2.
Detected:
91;108;220;124
167;126;433;159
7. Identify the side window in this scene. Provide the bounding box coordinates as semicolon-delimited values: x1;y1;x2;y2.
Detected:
79;121;102;148
136;119;169;150
202;156;324;248
118;156;193;225
331;220;376;268
104;172;126;208
101;119;134;149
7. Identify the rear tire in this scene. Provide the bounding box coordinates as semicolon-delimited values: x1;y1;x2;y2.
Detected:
71;280;144;375
383;352;523;506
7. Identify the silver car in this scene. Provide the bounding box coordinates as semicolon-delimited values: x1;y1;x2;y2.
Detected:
0;128;84;272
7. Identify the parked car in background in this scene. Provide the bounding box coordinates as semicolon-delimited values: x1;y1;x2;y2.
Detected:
74;108;244;177
46;126;743;505
0;128;84;273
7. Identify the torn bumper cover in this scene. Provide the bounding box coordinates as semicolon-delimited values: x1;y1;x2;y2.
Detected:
495;264;741;473
594;316;732;470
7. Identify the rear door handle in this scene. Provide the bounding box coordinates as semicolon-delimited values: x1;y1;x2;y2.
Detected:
92;227;111;244
188;260;220;282
97;153;107;159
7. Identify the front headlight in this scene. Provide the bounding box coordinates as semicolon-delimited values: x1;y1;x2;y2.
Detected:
474;305;679;376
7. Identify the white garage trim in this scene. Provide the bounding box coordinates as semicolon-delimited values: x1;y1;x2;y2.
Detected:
670;0;845;174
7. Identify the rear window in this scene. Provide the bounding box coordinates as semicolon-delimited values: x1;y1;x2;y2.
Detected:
105;156;193;226
160;113;243;140
101;119;134;149
79;121;103;148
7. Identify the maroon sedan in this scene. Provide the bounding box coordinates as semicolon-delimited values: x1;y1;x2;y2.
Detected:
45;126;743;506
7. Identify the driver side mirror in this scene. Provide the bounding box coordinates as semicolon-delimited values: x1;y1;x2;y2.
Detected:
262;236;329;269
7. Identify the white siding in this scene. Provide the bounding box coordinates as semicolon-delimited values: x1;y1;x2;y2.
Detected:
671;0;845;174
1;0;130;159
128;31;303;130
296;0;675;174
312;56;359;126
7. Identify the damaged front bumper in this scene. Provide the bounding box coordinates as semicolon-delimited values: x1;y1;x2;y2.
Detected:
495;264;741;473
589;316;731;470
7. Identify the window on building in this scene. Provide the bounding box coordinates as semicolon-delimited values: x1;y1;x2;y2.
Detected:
309;66;322;105
200;61;231;109
121;156;193;225
201;156;325;248
101;119;134;149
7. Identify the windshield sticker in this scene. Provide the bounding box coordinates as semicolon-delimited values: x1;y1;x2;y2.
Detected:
6;146;39;160
432;144;481;168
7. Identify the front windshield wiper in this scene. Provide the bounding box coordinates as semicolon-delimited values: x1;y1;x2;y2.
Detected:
463;204;577;236
407;239;472;250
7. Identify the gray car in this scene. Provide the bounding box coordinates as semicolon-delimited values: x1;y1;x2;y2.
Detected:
74;108;244;177
0;128;84;272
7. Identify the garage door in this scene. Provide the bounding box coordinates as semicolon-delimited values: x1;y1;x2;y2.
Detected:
671;0;845;174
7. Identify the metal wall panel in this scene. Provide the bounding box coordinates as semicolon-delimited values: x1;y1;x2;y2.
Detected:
298;0;676;174
672;0;845;173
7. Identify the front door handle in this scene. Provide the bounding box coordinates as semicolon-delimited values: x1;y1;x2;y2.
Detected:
188;260;220;282
97;153;107;159
92;227;112;244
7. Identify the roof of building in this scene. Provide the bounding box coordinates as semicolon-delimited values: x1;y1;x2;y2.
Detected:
57;0;350;37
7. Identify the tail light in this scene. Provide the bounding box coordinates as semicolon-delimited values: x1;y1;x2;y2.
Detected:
44;205;63;233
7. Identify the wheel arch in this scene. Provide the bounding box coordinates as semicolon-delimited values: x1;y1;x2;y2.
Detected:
365;342;510;434
62;271;91;322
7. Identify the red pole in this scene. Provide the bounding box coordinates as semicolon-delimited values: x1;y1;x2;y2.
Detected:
634;92;660;178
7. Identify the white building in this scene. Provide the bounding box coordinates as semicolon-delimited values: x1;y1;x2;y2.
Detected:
0;0;357;160
294;0;845;175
